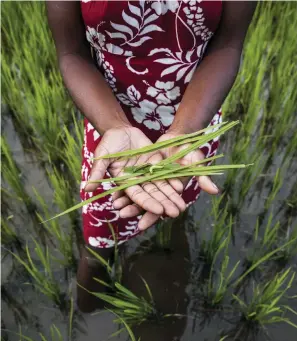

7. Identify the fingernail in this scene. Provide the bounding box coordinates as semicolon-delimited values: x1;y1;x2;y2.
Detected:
212;182;219;192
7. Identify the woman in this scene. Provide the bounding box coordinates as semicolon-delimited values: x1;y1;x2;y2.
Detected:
46;0;256;312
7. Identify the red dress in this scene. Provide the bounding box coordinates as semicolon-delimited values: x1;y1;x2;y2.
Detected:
80;0;223;248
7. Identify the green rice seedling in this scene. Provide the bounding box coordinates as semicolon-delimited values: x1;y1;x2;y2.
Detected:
33;188;77;273
277;181;297;227
245;212;281;271
91;278;158;328
1;215;24;259
96;121;238;161
2;1;74;165
46;167;80;230
264;168;283;212
60;116;84;185
10;239;65;310
1;136;36;211
234;237;297;288
42;121;252;223
274;225;297;266
207;253;240;307
1;136;49;243
4;324;64;341
199;206;233;266
233;268;297;329
110;312;141;341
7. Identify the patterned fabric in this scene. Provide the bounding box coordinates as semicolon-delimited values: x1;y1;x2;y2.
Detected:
80;0;223;248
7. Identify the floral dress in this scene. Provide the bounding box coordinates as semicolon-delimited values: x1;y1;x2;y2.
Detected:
80;0;223;248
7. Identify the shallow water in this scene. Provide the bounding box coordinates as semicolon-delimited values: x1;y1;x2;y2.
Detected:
1;110;297;341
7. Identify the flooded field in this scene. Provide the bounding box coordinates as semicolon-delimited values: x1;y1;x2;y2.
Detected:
1;2;297;341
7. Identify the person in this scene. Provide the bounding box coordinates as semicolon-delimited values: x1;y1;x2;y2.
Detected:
46;0;256;312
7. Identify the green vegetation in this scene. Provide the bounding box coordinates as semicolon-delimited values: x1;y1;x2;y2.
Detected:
1;1;297;340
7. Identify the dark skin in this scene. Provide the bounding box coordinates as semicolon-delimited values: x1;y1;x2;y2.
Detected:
46;1;256;312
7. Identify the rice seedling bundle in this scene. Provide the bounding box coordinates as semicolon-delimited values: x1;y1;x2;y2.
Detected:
42;121;252;223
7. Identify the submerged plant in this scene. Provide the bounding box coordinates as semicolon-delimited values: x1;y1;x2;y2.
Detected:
233;268;297;329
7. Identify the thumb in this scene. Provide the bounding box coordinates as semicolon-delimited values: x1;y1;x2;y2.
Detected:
84;147;110;192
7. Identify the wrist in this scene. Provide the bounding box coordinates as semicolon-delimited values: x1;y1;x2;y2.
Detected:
167;116;208;135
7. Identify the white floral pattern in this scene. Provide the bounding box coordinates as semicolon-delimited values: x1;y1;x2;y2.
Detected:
131;99;175;131
146;81;180;104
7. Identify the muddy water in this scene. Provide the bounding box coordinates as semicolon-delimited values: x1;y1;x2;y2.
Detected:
1;112;297;341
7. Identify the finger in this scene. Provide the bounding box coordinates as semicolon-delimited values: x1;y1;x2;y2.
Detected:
138;212;160;231
113;195;132;210
120;204;142;219
125;185;164;215
168;178;184;193
141;181;180;218
154;180;186;213
197;175;219;195
112;190;125;201
84;150;110;193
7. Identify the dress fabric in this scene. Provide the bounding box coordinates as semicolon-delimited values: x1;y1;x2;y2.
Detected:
80;0;223;248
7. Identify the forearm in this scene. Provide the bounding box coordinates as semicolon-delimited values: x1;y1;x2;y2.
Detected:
168;46;241;134
168;1;256;135
59;52;131;134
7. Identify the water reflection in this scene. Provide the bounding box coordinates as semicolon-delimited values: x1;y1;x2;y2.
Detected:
121;218;191;341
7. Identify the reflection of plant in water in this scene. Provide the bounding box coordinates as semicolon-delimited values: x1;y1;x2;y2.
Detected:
154;218;174;252
1;285;30;326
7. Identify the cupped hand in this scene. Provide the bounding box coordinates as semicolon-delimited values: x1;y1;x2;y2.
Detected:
113;131;219;231
84;126;186;228
157;132;220;194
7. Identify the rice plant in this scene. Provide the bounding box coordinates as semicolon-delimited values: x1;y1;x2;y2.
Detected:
1;136;36;211
199;203;233;266
206;254;240;307
1;136;49;244
46;167;82;245
2;1;74;165
245;212;281;270
10;239;65;310
61;116;84;185
233;268;297;329
3;325;64;341
33;188;77;274
92;279;158;326
1;215;24;255
274;225;297;265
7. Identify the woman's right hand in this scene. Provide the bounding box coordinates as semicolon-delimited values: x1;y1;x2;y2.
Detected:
84;126;186;229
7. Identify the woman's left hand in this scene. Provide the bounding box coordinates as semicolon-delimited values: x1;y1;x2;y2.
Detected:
113;131;220;231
